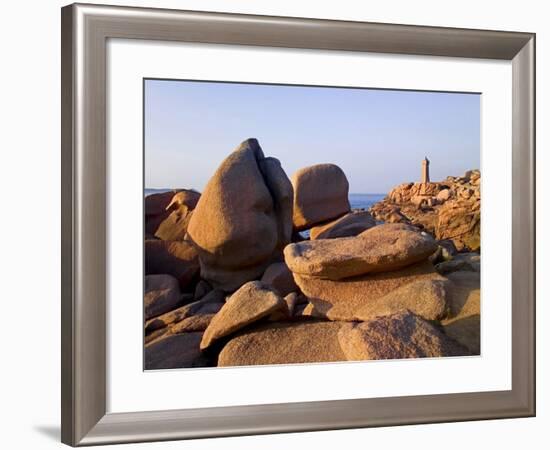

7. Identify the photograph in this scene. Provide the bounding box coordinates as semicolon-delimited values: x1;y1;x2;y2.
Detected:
143;79;481;370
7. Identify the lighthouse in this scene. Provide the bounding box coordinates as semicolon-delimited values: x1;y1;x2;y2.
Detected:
421;156;430;183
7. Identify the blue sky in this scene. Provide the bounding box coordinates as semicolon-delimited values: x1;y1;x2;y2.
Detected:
145;79;480;193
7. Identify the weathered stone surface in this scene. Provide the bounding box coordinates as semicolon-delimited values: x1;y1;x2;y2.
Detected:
145;297;224;334
187;139;293;291
200;281;286;349
145;332;211;369
310;211;376;240
294;260;446;321
354;279;449;322
291;164;350;231
145;240;199;290
441;271;480;354
218;321;347;366
285;224;437;280
144;274;184;320
169;313;215;334
436;199;480;251
338;312;469;361
260;262;298;297
153;190;201;241
145;190;179;236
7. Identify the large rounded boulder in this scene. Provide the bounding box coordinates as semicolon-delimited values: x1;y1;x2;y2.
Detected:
186;139;293;291
291;163;350;231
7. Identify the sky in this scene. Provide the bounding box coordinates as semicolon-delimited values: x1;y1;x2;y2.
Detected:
145;79;480;194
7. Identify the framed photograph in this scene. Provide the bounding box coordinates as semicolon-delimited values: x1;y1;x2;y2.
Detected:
61;3;535;446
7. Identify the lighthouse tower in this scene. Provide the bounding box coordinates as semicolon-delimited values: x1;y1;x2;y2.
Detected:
421;156;430;183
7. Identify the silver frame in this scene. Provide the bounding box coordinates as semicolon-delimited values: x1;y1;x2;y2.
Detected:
61;3;535;446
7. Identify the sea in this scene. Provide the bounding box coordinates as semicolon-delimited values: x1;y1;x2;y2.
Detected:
144;189;385;210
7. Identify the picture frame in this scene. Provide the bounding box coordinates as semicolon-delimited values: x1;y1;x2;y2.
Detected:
61;3;535;446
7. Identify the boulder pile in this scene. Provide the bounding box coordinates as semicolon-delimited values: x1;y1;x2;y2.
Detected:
144;138;479;369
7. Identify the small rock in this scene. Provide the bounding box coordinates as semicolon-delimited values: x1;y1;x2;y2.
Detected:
200;281;287;349
145;297;224;334
310;211;376;239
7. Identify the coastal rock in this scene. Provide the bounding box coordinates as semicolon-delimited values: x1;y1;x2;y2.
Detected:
187;139;293;291
338;312;469;361
144;190;179;236
169;313;215;334
369;172;480;252
441;271;480;354
144;274;185;320
436;199;480;251
144;240;199;290
291;163;350;231
260;262;298;297
354;279;449;322
284;224;438;280
154;189;201;241
309;211;376;240
200;281;287;349
193;279;212;300
145;332;211;369
218;321;347;366
294;260;446;321
145;296;224;334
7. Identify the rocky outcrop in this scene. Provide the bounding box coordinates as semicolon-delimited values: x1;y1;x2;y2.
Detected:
309;211;376;240
369;170;480;251
338;312;470;360
200;281;287;349
285;224;437;280
144;240;199;290
291;164;350;231
144;274;185;320
187;139;293;291
218;321;347;366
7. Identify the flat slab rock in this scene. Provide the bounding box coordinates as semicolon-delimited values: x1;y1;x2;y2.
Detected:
200;281;286;350
294;260;446;321
285;223;438;280
144;332;211;370
338;311;470;361
218;321;347;366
